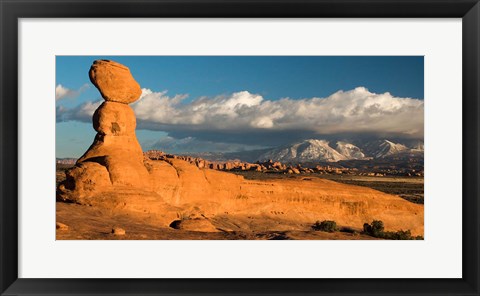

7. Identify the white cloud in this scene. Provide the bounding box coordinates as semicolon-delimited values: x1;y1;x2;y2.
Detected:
131;87;424;137
56;87;424;138
56;100;102;122
55;84;89;101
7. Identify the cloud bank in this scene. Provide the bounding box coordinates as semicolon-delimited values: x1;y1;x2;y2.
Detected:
56;100;101;122
131;87;423;137
56;87;424;148
148;136;267;153
55;84;89;101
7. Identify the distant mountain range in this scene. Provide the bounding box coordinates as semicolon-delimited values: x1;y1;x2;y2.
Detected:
185;138;423;164
56;158;77;165
58;138;424;166
259;139;349;163
257;139;423;163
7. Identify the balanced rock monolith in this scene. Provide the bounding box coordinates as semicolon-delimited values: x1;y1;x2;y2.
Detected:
57;60;150;202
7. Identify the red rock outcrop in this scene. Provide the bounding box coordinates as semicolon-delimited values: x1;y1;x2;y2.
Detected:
89;60;142;104
57;60;149;201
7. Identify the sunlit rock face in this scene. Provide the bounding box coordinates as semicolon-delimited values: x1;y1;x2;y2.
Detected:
88;59;142;104
57;60;149;201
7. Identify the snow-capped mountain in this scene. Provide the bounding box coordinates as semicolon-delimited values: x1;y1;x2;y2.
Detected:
257;139;423;163
258;139;348;163
362;139;409;158
411;141;424;151
335;141;365;159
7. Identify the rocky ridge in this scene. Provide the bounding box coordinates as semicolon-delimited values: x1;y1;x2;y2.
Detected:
144;150;423;177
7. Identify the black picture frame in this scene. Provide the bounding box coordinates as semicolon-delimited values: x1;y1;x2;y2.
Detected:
1;0;479;295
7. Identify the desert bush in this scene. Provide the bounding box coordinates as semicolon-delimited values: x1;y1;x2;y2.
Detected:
371;220;384;236
312;220;337;232
338;226;356;234
382;230;412;240
363;220;421;240
363;220;384;237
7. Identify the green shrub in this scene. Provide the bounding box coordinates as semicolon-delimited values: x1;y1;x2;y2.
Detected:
338;226;356;234
371;220;384;236
363;220;384;237
382;230;411;240
363;220;421;240
312;220;337;232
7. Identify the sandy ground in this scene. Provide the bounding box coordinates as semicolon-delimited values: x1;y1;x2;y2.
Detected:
56;202;380;240
56;167;422;240
231;171;424;204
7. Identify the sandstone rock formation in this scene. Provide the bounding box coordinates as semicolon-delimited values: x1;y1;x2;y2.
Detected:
112;227;126;236
57;60;424;237
57;60;149;202
89;60;142;104
56;222;69;231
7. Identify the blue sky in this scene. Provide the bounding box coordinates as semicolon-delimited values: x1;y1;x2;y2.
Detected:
56;56;424;158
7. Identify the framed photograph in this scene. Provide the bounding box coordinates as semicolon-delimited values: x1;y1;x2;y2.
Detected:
1;0;479;295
